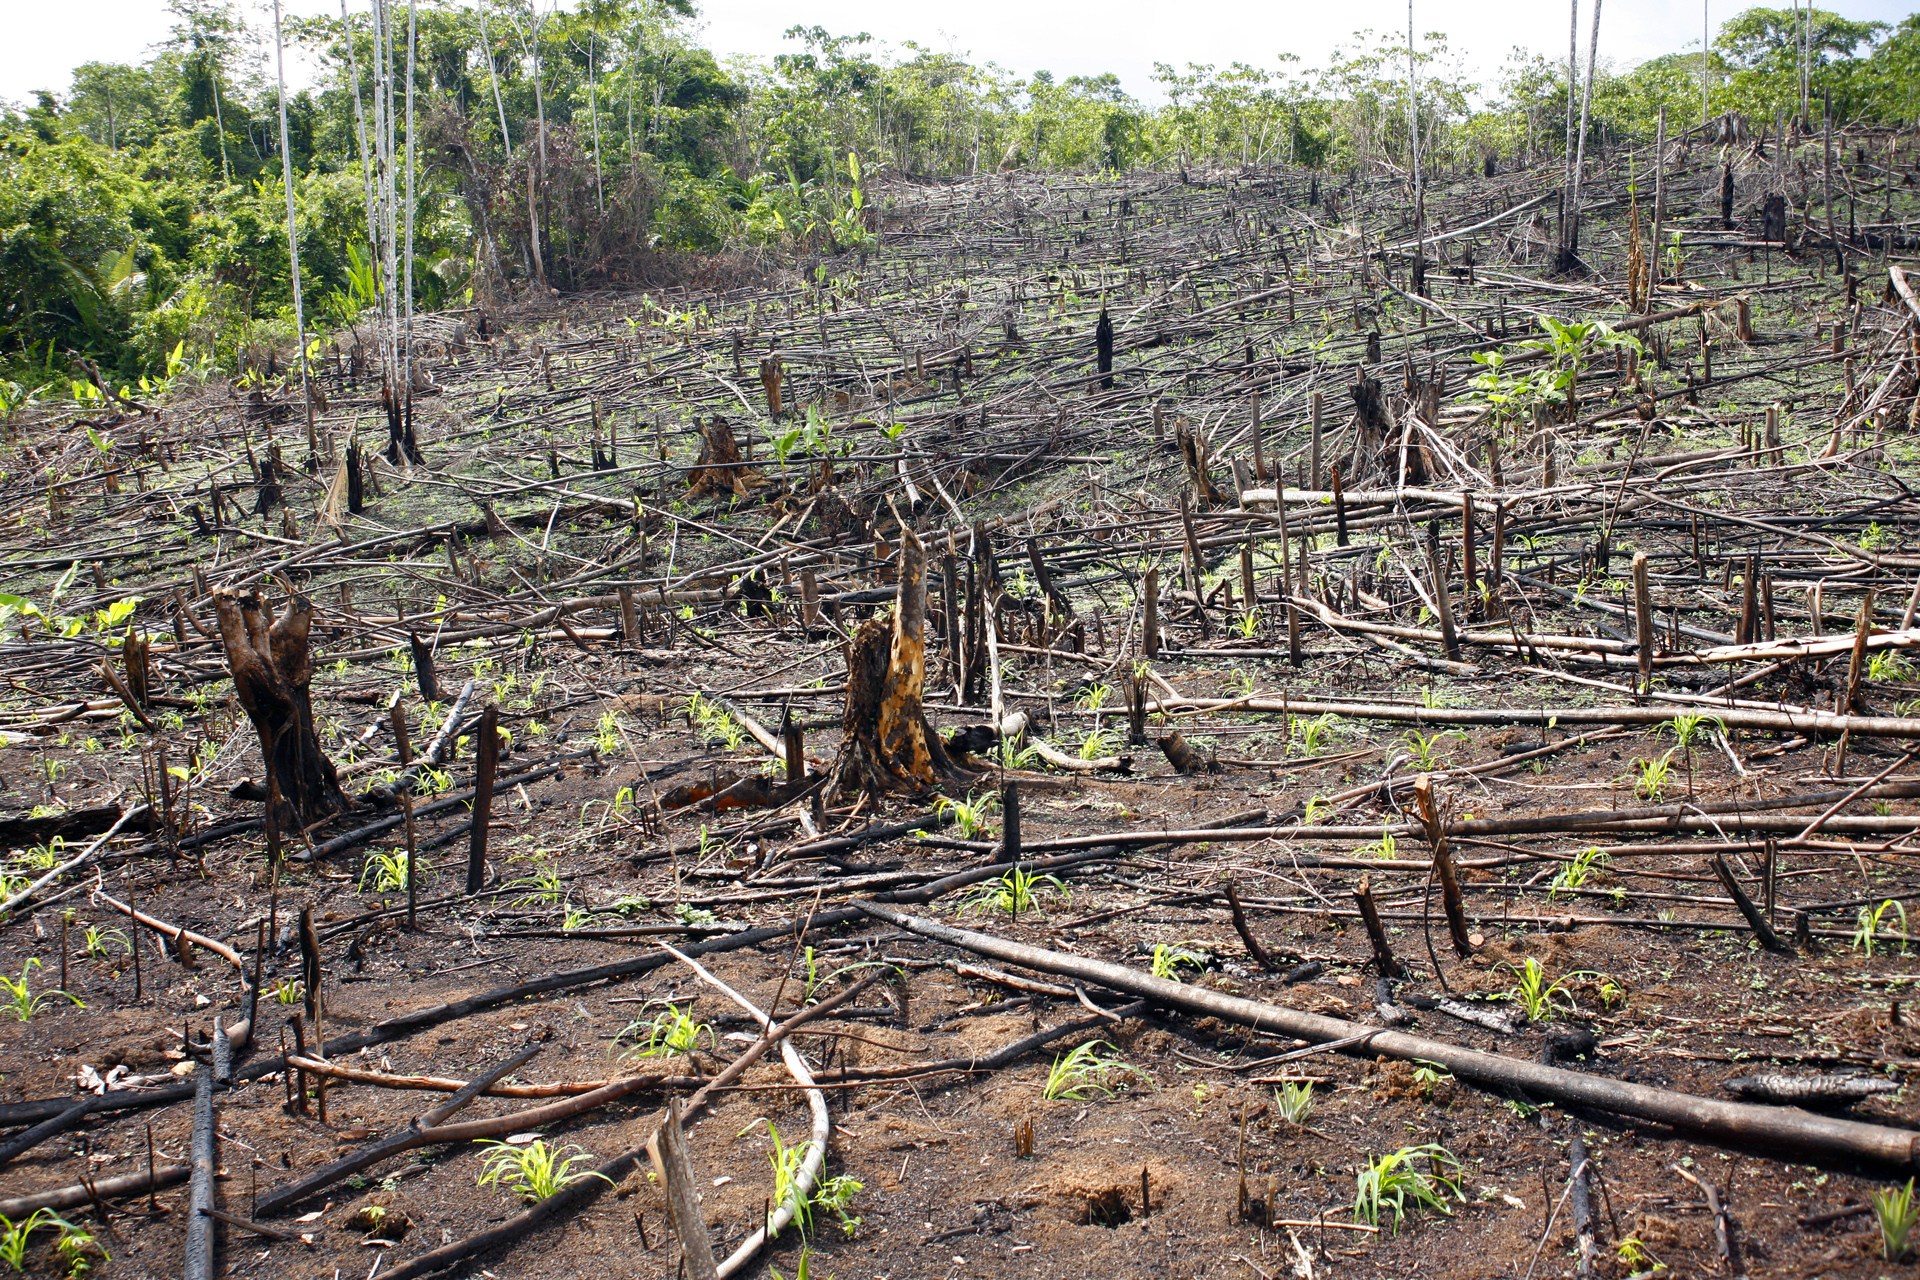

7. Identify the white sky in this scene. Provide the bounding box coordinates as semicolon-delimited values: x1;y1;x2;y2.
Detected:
1;0;1910;107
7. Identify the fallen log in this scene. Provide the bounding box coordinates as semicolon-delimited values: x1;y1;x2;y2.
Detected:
1149;694;1920;740
0;1162;192;1218
855;903;1920;1172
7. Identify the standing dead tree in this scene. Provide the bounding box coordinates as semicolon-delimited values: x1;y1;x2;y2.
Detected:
212;588;349;832
832;525;972;797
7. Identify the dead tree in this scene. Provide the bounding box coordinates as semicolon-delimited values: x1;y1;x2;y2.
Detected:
212;588;349;832
831;527;972;798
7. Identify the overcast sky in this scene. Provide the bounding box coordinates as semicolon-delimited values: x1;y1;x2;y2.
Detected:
1;0;1910;107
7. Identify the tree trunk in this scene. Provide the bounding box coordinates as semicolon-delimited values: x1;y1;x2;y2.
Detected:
831;528;972;798
213;588;349;833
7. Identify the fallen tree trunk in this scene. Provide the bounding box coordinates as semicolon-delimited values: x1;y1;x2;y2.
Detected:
856;903;1920;1172
1150;694;1920;740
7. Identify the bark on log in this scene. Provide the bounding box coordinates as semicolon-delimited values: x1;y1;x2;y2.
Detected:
212;588;348;831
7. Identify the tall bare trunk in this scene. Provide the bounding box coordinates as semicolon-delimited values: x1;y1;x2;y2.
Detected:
271;0;314;457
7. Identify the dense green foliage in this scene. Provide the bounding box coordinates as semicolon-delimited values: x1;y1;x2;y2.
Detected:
2;1;1915;393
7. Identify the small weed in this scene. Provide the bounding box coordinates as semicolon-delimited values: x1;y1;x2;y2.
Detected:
810;1173;864;1237
1352;1143;1463;1231
1044;1040;1126;1100
79;924;129;959
1854;899;1910;957
1631;749;1675;800
1410;1061;1453;1097
1148;943;1206;981
0;959;81;1021
358;848;411;894
1615;1235;1663;1275
475;1139;612;1202
1550;847;1609;900
1274;1080;1316;1125
270;977;304;1005
1498;957;1600;1023
934;791;999;839
618;1003;715;1059
958;867;1069;919
1875;1177;1919;1261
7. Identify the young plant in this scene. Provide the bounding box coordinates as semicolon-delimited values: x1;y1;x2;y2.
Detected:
0;1209;101;1275
358;848;411;894
1875;1177;1919;1262
618;1003;715;1059
1662;712;1722;795
1290;714;1336;757
1550;847;1609;900
1274;1080;1316;1125
1356;827;1398;860
271;977;305;1005
1854;899;1911;957
958;867;1069;919
934;791;999;840
1498;957;1601;1023
1630;749;1675;801
0;959;81;1022
1352;1143;1463;1231
1076;725;1121;762
79;924;130;959
811;1174;864;1236
475;1139;612;1202
1075;684;1114;714
1400;729;1460;772
765;1120;814;1232
506;855;565;905
1148;942;1207;981
1043;1040;1126;1100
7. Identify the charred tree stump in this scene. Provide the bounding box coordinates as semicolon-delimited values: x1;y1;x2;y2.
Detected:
212;589;348;832
831;528;972;798
1095;307;1114;390
689;416;760;497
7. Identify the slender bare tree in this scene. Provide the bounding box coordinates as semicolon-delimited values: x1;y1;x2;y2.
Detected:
270;0;314;457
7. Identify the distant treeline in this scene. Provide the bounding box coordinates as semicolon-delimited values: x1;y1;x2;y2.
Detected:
2;2;1915;392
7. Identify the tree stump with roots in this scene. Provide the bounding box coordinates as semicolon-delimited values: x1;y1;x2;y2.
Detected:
831;528;972;798
213;588;349;833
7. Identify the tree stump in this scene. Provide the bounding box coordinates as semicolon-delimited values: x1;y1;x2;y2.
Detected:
212;588;349;833
688;416;760;497
831;528;972;798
